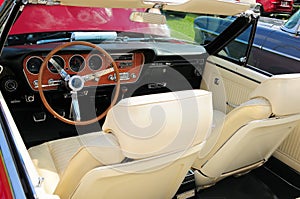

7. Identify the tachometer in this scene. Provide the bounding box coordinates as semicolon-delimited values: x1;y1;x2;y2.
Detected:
47;55;65;73
88;54;103;70
69;55;85;72
26;56;43;74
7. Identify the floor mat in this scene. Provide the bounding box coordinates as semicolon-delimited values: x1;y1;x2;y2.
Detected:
197;172;278;199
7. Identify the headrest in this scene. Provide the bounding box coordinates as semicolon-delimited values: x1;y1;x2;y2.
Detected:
249;74;300;116
103;89;212;159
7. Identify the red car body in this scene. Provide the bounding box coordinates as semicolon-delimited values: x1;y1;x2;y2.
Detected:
0;154;12;199
10;5;168;36
0;158;12;199
257;0;294;15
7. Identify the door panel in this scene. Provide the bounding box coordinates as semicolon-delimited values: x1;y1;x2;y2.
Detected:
201;55;266;113
202;55;300;173
273;124;300;172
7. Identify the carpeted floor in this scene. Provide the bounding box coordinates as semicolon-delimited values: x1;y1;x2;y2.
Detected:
196;158;300;199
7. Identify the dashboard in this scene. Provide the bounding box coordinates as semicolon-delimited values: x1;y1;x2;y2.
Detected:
23;52;144;91
0;42;208;105
0;41;208;144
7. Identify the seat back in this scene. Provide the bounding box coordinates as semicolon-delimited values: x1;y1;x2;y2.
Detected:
193;74;300;187
70;144;204;199
61;90;213;199
103;89;213;159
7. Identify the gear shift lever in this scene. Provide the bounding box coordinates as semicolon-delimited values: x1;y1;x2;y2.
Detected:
121;86;128;99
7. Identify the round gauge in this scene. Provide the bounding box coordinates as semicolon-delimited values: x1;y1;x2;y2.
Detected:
69;55;85;72
26;56;43;74
88;54;103;70
47;55;65;74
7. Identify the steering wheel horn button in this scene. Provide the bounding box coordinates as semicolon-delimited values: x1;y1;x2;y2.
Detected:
68;75;85;91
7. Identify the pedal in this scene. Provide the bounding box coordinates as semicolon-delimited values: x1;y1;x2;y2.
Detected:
33;112;46;122
55;109;65;117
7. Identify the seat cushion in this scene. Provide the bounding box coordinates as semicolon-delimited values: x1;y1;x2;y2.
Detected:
28;132;124;194
193;98;272;169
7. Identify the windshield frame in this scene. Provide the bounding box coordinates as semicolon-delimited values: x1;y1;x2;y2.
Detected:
0;0;24;54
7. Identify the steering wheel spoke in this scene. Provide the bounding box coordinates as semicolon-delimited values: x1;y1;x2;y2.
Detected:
49;57;70;81
70;91;81;121
83;67;115;82
38;41;120;125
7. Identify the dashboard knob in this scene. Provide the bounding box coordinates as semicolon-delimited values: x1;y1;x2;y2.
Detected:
131;73;137;79
108;74;116;81
4;79;18;92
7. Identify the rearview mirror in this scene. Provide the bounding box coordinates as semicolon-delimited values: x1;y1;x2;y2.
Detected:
130;11;166;24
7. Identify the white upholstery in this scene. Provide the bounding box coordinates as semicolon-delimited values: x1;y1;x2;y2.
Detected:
29;132;124;195
103;90;212;159
250;74;300;115
70;143;205;199
193;74;300;188
29;89;213;199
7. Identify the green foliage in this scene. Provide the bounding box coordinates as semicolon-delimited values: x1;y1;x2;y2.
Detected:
166;14;198;42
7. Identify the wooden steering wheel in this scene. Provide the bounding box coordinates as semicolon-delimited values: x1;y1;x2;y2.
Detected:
38;41;120;125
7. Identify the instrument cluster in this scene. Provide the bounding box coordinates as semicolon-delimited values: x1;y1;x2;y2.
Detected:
23;52;144;91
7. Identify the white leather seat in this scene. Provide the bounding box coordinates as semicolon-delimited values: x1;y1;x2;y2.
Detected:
192;74;300;188
29;89;213;199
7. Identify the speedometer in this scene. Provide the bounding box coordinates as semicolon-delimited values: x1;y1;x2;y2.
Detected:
47;55;65;73
69;55;85;72
26;56;43;74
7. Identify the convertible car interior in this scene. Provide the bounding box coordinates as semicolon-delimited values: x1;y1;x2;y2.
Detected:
0;0;299;199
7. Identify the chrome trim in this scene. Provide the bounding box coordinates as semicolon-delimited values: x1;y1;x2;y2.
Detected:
48;55;65;74
0;96;28;198
198;28;299;62
28;0;60;5
69;54;85;73
0;91;40;198
257;45;300;62
25;56;43;75
226;101;239;108
87;54;103;71
221;159;265;177
110;53;134;60
96;52;145;86
33;79;62;88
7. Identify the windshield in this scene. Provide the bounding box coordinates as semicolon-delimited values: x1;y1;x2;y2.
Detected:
10;5;170;35
7;5;207;46
283;9;300;29
6;3;255;49
8;5;170;45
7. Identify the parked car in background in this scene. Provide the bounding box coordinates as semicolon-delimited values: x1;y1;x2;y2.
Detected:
257;0;294;15
293;0;300;13
194;9;300;75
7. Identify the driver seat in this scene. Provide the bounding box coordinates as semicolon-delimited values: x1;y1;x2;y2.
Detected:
28;89;213;199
